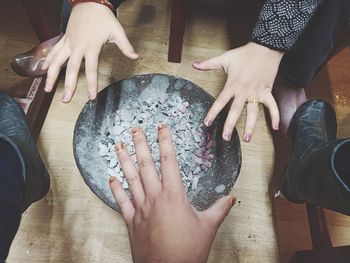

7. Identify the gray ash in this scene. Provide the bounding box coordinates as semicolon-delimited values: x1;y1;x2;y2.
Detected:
98;95;213;192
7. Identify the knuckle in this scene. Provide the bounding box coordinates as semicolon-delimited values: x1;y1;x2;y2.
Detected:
245;127;254;134
137;204;150;220
46;68;55;79
133;133;147;144
65;70;77;79
67;60;81;71
138;158;152;169
86;68;98;75
230;105;241;114
166;190;185;203
230;104;240;112
160;152;175;163
117;196;129;207
270;108;280;118
215;97;228;106
117;153;129;163
225;121;235;131
126;173;139;186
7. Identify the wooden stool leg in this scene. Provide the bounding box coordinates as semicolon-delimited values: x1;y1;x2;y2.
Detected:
168;0;187;63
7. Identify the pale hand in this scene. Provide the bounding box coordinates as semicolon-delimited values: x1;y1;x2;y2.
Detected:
109;124;235;263
193;42;284;142
42;2;138;103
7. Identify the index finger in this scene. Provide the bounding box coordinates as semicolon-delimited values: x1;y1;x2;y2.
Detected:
204;80;234;127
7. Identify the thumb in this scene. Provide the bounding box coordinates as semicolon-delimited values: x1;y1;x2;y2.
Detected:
192;53;225;71
202;195;236;226
111;22;139;60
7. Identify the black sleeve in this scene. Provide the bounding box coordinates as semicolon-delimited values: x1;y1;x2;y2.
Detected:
110;0;125;9
251;0;323;51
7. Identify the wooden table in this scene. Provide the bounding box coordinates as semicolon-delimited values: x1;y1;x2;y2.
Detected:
7;0;350;262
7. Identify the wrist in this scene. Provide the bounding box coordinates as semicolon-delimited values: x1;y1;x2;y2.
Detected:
69;0;116;13
135;249;208;263
247;41;284;62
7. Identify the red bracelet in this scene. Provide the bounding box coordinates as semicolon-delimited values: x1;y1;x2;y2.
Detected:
69;0;115;13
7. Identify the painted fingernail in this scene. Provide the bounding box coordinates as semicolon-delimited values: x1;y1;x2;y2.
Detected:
115;143;124;153
223;133;231;141
62;93;69;103
109;176;117;183
204;117;212;127
88;92;96;100
244;134;251;142
131;127;139;135
158;123;166;131
231;197;236;207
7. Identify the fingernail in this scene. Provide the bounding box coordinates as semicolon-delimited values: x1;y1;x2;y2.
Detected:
115;143;124;153
62;93;69;103
244;134;251;142
158;123;166;131
88;92;96;100
131;127;139;135
44;83;50;92
204;117;212;127
223;133;231;141
231;197;236;207
273;125;279;131
109;176;117;183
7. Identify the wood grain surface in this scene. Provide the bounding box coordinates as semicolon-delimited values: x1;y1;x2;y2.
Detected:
2;0;350;262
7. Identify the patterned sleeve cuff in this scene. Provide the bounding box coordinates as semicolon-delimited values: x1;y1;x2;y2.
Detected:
251;0;322;51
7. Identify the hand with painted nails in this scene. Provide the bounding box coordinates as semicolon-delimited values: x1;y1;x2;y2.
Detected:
42;2;138;103
109;124;235;263
193;42;283;142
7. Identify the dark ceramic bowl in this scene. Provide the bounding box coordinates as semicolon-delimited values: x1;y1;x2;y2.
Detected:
73;74;241;211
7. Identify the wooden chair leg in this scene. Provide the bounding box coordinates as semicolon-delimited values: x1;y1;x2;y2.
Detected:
168;0;187;63
21;0;55;42
290;245;350;263
306;204;332;249
26;77;58;142
19;0;60;138
291;205;334;262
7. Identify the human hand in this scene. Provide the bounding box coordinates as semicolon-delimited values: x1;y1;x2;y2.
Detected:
42;2;138;103
109;124;235;263
193;42;284;142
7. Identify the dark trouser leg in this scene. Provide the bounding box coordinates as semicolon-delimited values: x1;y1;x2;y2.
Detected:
274;0;350;131
0;140;24;260
279;0;350;88
293;139;350;215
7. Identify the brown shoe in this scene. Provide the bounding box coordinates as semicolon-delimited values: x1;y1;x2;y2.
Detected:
11;34;62;77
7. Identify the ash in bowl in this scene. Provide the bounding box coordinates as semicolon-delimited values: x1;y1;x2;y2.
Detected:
98;95;214;192
73;74;242;212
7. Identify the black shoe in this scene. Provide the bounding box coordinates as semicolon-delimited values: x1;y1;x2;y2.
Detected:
0;92;50;212
280;99;350;215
